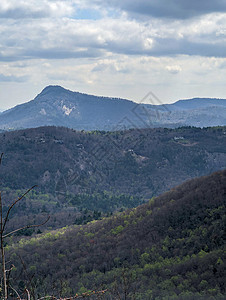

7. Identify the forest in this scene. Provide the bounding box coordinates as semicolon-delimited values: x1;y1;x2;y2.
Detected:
0;126;225;299
0;126;225;196
1;169;225;299
0;126;225;237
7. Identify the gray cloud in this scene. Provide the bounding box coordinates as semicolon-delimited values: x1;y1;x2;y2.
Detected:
0;48;103;62
146;38;226;58
93;0;226;19
23;48;103;60
0;0;74;19
0;7;49;19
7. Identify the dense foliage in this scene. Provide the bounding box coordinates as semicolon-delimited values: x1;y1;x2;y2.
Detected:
5;169;226;299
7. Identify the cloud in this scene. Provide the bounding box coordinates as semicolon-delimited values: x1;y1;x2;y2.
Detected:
148;37;226;58
0;1;226;62
166;65;182;74
0;0;74;19
23;48;103;60
1;13;226;62
0;73;28;82
0;1;225;64
92;0;226;19
92;59;131;73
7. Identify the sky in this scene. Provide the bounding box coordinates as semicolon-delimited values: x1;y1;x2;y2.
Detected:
0;0;226;110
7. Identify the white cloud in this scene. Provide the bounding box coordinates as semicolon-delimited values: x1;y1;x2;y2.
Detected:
1;13;226;63
166;65;182;74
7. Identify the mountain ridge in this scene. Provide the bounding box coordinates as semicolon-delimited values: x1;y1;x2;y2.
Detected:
0;85;226;130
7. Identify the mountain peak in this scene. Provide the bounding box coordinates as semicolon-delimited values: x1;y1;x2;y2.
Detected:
34;85;72;100
42;85;67;92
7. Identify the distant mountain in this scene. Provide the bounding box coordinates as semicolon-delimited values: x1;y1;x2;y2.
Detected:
0;85;149;131
0;85;225;130
8;169;226;299
166;97;226;111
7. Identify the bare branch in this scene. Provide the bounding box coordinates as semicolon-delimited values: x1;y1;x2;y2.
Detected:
36;290;108;300
2;185;37;233
0;191;2;233
0;153;41;300
9;285;22;300
25;288;31;300
0;190;8;299
6;264;15;274
3;215;50;238
37;296;57;300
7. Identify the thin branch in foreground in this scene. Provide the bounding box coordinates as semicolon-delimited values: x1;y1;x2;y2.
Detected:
25;288;31;300
9;284;22;300
3;215;50;238
2;185;37;232
36;290;108;300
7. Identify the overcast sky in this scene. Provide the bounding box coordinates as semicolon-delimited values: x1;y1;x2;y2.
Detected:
0;0;226;110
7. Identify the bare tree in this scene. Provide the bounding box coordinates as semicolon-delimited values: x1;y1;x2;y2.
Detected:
0;153;49;299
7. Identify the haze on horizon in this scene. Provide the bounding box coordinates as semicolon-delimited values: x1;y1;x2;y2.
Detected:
0;0;226;110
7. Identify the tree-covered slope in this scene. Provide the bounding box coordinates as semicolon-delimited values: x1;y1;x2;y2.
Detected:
0;126;225;237
0;126;226;199
7;169;226;299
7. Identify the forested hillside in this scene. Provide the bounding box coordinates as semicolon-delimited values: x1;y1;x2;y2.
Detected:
1;126;225;197
0;126;225;234
6;169;226;299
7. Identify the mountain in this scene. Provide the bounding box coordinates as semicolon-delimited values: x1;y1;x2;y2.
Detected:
0;85;226;130
0;125;225;241
0;125;225;239
0;85;149;131
7;169;226;299
0;124;225;234
0;126;225;199
166;98;226;111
